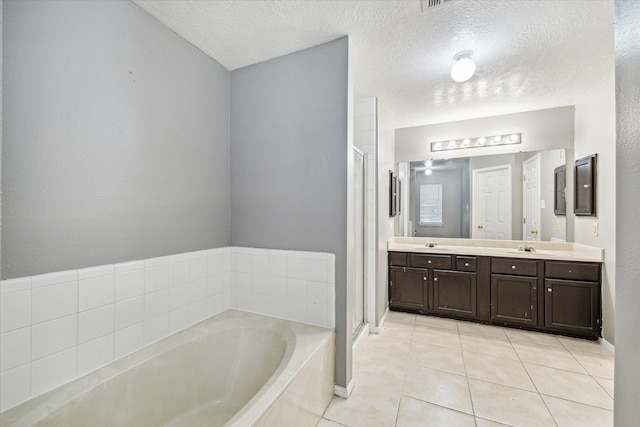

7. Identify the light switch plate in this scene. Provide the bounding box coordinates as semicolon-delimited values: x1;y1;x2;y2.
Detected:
593;222;599;237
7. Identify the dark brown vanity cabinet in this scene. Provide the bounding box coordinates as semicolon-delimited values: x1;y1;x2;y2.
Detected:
389;250;602;340
490;258;540;327
389;267;428;311
433;270;477;319
388;252;484;318
544;261;601;338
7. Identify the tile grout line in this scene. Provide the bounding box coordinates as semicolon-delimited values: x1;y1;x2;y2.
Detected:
505;330;560;427
457;325;479;426
393;313;416;426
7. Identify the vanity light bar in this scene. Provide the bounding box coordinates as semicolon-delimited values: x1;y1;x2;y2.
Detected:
430;133;521;152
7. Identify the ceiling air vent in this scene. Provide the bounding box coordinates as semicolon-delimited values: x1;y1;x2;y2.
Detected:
421;0;454;12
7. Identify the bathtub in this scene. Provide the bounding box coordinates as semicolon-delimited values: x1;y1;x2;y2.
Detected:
0;310;335;426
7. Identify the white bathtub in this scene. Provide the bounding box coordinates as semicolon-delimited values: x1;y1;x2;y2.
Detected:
0;310;335;426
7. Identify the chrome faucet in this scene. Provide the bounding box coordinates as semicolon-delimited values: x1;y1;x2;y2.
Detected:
518;245;536;252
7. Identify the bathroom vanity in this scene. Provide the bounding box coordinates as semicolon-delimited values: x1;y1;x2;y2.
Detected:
388;238;604;339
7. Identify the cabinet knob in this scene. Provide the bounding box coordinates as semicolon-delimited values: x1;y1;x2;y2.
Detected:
548;288;553;292
434;277;438;281
428;260;432;264
464;262;469;266
512;265;517;269
423;276;427;281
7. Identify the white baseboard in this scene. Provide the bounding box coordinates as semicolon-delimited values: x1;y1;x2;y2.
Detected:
334;379;355;399
601;337;615;354
371;307;389;334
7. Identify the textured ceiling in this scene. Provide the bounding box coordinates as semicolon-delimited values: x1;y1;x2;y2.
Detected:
132;0;614;129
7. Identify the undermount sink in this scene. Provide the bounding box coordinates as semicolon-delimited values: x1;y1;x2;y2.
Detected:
505;250;570;257
424;245;452;251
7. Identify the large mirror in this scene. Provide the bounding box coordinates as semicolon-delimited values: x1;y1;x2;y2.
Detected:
398;149;573;242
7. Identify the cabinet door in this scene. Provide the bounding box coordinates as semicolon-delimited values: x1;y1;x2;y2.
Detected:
432;270;477;318
389;267;428;311
545;279;600;337
490;275;538;326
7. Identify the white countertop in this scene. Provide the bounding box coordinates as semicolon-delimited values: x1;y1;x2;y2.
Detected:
388;237;604;263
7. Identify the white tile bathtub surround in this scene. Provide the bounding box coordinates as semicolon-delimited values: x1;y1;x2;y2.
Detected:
78;272;115;311
1;365;31;411
77;334;114;377
78;305;114;344
31;281;78;325
228;247;335;329
1;328;31;372
30;348;77;397
0;288;31;333
115;264;145;302
0;246;335;411
31;315;78;361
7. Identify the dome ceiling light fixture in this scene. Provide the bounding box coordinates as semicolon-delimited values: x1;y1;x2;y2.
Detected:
450;50;476;83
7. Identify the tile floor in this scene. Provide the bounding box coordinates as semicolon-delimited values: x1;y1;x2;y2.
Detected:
319;311;614;427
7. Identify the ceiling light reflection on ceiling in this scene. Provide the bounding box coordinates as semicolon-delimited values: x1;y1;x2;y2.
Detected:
424;169;433;176
451;50;476;83
430;133;521;152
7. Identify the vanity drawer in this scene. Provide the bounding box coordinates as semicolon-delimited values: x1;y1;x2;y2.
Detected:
456;256;477;272
491;258;538;276
389;252;408;267
410;254;452;269
545;261;600;282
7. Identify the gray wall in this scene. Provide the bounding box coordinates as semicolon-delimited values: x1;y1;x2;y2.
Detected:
229;38;350;387
614;0;640;424
2;0;230;279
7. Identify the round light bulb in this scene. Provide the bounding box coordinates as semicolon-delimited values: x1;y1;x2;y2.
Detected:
510;134;519;142
493;136;502;143
448;140;457;148
463;139;471;146
425;169;433;176
477;137;486;145
434;142;442;150
451;52;476;83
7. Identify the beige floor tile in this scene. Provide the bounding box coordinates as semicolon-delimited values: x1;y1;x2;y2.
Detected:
505;328;564;348
460;333;519;360
463;352;535;391
415;314;459;331
595;377;614;398
396;396;475;427
542;395;613;427
386;311;416;325
512;342;588;374
468;378;556;427
524;363;613;410
457;321;508;338
323;385;400;427
402;365;473;414
317;418;348;427
413;325;462;350
571;350;614;380
408;342;466;375
372;324;414;345
474;418;513;427
558;336;613;356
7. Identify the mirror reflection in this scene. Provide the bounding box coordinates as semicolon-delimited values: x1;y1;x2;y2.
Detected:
399;149;570;242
